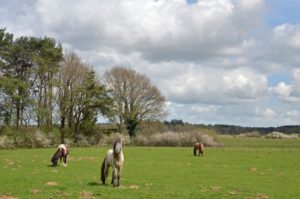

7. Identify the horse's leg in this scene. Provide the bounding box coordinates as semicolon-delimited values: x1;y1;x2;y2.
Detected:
193;147;197;156
63;155;67;167
112;168;119;187
111;169;115;185
117;167;121;187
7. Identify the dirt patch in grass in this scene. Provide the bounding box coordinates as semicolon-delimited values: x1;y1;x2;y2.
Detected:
248;167;257;173
32;189;41;194
244;193;270;199
79;191;95;199
210;186;221;192
256;193;270;199
0;195;18;199
227;189;239;195
119;185;139;189
46;182;58;186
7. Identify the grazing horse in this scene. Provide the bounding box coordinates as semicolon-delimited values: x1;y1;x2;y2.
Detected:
51;144;69;167
101;138;124;187
194;143;204;157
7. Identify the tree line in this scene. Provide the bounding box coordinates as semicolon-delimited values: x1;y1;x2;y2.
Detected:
0;28;166;142
211;124;300;135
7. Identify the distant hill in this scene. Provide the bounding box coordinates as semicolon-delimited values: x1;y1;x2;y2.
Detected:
163;120;300;135
163;119;300;135
210;124;300;135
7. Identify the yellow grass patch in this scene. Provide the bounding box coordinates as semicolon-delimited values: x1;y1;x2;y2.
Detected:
31;189;41;194
256;193;270;199
119;185;139;189
227;189;239;195
0;195;18;199
79;191;94;199
248;167;257;172
210;186;221;192
46;182;58;186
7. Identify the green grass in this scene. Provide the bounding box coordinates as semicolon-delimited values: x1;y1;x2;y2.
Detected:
1;138;300;198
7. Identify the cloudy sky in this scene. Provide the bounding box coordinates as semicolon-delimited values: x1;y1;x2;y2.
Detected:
1;0;300;127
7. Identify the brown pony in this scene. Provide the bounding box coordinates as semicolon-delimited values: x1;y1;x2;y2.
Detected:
51;144;69;167
194;143;204;156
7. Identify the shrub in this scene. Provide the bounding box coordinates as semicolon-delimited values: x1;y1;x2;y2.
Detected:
24;130;52;148
98;133;131;146
0;135;15;148
266;131;295;139
238;131;261;138
133;131;222;147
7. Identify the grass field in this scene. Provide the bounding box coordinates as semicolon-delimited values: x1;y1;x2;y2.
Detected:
1;137;300;199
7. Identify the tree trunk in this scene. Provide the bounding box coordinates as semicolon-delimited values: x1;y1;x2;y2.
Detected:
60;115;65;144
47;71;53;129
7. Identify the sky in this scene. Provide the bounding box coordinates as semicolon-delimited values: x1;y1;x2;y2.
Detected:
1;0;300;127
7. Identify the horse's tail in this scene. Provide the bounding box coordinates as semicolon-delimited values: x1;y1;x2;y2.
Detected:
101;157;107;184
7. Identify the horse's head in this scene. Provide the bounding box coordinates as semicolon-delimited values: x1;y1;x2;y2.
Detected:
51;148;63;166
113;138;123;155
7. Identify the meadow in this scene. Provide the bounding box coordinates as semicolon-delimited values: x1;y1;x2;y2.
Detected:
0;137;300;199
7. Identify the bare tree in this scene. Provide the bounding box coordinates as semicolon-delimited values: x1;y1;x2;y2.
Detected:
57;52;83;142
104;67;166;137
58;52;111;143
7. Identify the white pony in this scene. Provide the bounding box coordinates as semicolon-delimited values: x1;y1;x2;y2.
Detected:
101;138;124;187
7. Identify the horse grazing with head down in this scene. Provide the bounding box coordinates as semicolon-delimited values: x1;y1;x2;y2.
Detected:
51;144;69;167
194;142;204;157
101;138;124;187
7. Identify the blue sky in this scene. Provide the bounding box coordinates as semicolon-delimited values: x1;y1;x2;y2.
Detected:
266;0;300;26
1;0;300;127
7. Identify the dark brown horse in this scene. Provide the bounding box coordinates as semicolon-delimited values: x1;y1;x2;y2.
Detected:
51;144;69;167
194;143;204;156
101;138;124;187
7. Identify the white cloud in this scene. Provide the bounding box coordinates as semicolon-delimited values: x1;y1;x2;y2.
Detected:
1;0;300;127
285;110;300;117
2;0;266;62
267;23;300;66
271;69;300;102
158;66;268;104
256;108;277;117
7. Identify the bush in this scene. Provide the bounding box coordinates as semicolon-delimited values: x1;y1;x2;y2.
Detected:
133;131;222;147
98;133;131;146
20;129;51;148
265;131;297;139
238;131;261;138
0;135;15;148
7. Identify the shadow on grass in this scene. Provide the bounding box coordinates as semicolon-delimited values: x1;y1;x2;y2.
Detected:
88;181;102;186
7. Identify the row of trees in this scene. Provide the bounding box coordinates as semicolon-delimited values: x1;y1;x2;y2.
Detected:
0;28;166;141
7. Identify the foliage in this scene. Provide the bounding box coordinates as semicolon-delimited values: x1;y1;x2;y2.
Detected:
0;28;63;129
